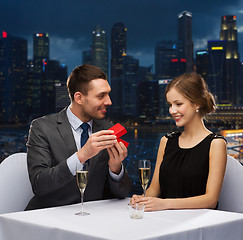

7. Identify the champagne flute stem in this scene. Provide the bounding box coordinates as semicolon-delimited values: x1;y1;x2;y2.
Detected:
81;190;84;214
143;189;146;197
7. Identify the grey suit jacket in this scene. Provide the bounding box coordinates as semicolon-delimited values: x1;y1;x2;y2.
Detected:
25;108;130;210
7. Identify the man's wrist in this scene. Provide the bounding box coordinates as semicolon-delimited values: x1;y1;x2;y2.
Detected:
109;163;122;174
76;150;88;164
109;164;124;181
67;153;82;176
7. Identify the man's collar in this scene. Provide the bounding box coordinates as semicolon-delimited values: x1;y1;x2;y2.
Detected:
66;105;93;131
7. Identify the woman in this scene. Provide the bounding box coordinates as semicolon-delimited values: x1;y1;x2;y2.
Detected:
131;72;227;211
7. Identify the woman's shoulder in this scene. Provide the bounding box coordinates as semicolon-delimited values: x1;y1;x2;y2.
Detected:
207;133;227;152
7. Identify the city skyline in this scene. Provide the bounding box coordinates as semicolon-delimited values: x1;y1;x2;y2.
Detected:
1;0;243;73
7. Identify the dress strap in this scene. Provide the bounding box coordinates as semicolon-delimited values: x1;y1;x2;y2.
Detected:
208;133;227;142
165;131;181;139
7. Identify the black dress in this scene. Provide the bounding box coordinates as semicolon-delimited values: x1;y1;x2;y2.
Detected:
159;132;225;199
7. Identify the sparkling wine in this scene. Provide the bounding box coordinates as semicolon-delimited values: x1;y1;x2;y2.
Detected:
139;167;151;191
76;170;88;192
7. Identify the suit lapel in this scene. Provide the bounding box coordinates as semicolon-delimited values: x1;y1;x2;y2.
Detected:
92;119;106;133
55;112;109;183
57;108;77;156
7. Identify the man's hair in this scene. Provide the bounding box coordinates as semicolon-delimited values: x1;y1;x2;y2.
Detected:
67;64;107;101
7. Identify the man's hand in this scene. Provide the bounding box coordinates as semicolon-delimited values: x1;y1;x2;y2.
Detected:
77;130;117;163
107;141;127;174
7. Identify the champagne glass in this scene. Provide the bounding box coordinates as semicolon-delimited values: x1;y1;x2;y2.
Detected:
138;160;151;197
75;162;89;216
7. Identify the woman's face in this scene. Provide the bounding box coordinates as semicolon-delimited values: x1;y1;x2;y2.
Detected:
166;87;198;127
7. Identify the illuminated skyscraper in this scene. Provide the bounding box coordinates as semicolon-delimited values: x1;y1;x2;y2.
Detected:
155;40;177;79
110;23;127;116
32;33;49;116
55;82;70;112
207;40;226;103
111;23;126;79
138;66;159;119
122;55;139;117
178;11;193;72
33;33;49;73
155;40;185;79
159;79;171;117
196;50;208;82
92;25;108;77
0;31;28;123
41;60;67;115
220;15;240;105
26;60;35;118
240;62;243;105
82;49;92;65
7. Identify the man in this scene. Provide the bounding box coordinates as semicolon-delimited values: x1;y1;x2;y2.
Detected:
25;64;130;210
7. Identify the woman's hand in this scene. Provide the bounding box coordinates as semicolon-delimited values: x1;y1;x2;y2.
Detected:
130;194;143;204
131;195;168;212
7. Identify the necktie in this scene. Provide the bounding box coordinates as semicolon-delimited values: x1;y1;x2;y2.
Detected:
80;123;90;148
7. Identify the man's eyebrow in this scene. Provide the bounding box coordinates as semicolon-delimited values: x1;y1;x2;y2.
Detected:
97;91;109;95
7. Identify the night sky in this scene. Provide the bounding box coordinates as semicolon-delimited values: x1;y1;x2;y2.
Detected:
1;0;243;74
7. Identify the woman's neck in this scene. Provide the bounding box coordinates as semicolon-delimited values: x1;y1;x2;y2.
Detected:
183;117;210;139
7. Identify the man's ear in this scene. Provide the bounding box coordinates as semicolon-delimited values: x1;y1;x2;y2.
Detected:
73;92;83;105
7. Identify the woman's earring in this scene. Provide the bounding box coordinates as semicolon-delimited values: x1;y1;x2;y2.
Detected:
196;109;199;113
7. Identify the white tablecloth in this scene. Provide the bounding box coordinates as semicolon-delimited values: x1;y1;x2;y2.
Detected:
0;198;243;240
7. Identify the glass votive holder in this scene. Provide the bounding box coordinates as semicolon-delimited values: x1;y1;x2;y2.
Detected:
128;203;145;219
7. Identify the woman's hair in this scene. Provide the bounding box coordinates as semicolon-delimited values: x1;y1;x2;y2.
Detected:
165;72;216;116
67;64;107;101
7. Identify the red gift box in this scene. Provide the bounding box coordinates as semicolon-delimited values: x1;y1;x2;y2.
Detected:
117;137;129;148
109;123;129;148
109;123;127;138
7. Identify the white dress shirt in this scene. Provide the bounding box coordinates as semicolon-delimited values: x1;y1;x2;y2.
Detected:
66;105;124;181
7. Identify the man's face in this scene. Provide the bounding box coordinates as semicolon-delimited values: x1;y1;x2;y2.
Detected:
80;79;112;122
